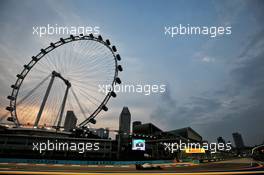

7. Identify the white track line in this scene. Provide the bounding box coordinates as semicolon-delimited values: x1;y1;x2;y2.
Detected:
71;165;81;167
53;164;64;166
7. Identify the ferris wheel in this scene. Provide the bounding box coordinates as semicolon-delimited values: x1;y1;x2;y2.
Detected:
5;34;122;129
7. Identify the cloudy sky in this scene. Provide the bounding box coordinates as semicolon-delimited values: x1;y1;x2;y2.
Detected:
0;0;263;146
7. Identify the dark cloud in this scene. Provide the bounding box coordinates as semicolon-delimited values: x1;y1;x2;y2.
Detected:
247;0;264;24
232;52;264;88
151;29;264;146
238;29;264;58
151;87;223;131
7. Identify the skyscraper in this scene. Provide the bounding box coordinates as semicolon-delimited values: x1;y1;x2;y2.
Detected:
64;111;77;131
217;136;226;144
119;106;131;134
232;132;245;149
